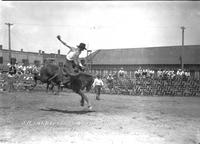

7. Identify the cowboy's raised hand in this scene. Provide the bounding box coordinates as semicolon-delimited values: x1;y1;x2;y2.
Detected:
57;35;61;40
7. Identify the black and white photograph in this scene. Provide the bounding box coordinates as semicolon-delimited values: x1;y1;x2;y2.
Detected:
0;1;200;144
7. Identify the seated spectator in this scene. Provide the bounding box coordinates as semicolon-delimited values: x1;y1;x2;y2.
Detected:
118;67;125;78
142;69;148;78
185;71;190;78
149;70;155;78
177;69;184;76
134;71;140;78
157;69;162;78
112;71;118;80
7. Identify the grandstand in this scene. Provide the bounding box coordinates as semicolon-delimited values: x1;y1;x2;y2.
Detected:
86;45;200;80
87;45;200;96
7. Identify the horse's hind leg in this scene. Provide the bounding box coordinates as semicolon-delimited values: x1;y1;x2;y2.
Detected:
50;84;54;93
76;90;84;106
46;83;50;93
54;84;61;95
80;97;84;106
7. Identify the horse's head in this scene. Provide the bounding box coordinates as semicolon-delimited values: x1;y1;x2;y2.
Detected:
85;75;94;92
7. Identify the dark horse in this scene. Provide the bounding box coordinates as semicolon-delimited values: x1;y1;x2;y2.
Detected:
33;63;94;109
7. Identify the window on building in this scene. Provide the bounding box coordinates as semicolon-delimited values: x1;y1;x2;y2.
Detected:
44;58;55;64
34;60;40;67
22;59;29;66
11;58;16;65
0;57;3;64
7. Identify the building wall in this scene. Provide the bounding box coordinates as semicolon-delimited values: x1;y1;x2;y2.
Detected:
0;48;66;66
12;51;43;65
43;53;66;66
0;49;43;65
0;50;9;64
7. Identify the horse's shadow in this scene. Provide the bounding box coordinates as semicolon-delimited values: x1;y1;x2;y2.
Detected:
40;107;95;114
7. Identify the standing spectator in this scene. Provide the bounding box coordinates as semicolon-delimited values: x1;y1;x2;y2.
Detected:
8;63;17;76
106;74;114;94
134;70;140;78
93;74;104;100
118;67;125;78
7;63;17;92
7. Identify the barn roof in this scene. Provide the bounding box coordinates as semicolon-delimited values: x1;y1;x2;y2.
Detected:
87;45;200;65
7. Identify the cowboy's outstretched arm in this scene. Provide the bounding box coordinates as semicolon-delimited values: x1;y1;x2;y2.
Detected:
57;35;72;50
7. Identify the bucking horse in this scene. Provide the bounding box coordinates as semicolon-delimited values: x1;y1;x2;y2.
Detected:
33;63;94;110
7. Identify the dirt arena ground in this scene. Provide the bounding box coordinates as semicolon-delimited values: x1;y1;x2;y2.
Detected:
0;90;200;144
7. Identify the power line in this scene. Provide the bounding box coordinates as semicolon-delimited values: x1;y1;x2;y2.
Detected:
1;22;193;30
14;22;85;28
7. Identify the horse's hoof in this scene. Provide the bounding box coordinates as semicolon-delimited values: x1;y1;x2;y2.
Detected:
54;92;59;95
80;100;84;106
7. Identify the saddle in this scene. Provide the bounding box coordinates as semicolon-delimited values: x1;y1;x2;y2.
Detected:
74;65;85;73
63;62;85;76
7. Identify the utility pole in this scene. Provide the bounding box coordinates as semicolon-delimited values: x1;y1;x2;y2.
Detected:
180;26;185;70
5;23;13;64
87;49;92;72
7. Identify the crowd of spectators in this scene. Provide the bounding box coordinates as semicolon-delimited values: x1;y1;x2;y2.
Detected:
101;67;200;96
1;64;200;96
0;63;40;92
134;67;191;80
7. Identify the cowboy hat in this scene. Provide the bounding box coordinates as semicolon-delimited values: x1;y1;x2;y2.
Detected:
77;43;87;50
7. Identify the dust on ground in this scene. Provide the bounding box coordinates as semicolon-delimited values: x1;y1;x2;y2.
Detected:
0;91;200;144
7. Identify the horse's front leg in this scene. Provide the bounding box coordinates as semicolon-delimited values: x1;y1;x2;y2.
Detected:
50;84;55;94
54;84;61;95
46;83;50;93
77;90;92;110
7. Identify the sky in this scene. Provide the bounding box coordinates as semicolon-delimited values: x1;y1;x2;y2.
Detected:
0;1;200;57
